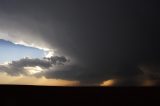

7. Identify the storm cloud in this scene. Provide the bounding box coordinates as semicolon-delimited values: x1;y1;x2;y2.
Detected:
0;0;160;85
0;56;69;76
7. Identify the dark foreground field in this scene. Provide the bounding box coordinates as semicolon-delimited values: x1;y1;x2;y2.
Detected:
0;85;159;106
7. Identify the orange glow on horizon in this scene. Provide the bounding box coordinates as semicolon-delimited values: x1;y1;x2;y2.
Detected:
100;79;116;86
142;79;156;86
0;73;80;86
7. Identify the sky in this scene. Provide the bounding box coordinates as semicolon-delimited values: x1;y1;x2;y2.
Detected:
0;0;160;86
0;39;46;63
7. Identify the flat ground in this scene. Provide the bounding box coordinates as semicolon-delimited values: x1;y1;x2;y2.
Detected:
0;85;159;106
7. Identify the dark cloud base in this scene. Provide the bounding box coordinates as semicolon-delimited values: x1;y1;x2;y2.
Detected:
1;57;160;86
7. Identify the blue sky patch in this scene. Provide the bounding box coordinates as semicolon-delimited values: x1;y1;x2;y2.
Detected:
0;39;46;63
